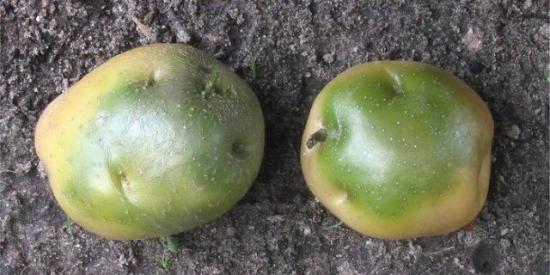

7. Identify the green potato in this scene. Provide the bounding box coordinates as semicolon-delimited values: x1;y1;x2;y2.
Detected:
35;44;265;240
301;61;494;239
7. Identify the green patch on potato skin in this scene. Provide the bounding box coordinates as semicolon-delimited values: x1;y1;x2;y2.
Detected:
301;61;493;239
36;44;264;240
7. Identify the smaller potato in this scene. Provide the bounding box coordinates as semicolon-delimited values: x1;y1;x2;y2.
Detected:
301;61;494;239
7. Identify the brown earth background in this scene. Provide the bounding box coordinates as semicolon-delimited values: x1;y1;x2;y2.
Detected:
0;1;548;274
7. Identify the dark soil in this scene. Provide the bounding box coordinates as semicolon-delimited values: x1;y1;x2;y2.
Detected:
0;1;548;274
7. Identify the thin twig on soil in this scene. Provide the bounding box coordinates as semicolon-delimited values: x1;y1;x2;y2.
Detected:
424;246;455;256
323;221;343;230
131;16;154;40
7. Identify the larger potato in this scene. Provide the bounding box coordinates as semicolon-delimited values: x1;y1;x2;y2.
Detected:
36;44;265;240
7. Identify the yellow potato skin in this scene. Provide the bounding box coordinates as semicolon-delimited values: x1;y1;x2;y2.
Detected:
36;44;265;240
